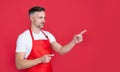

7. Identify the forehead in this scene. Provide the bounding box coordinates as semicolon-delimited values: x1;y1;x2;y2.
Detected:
32;11;46;17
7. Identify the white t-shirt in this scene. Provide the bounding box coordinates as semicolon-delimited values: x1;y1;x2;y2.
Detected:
16;29;56;59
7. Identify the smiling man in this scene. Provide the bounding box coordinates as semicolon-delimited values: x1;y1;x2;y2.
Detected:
15;6;87;72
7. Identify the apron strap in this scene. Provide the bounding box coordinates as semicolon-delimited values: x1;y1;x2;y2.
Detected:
40;30;50;42
29;28;34;41
29;28;49;40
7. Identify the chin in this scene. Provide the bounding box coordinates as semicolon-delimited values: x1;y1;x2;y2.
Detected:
39;26;44;29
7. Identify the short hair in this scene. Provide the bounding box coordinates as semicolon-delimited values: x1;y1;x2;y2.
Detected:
29;6;45;15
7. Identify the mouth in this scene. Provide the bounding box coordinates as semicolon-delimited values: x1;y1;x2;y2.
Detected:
41;22;44;25
40;23;44;26
41;23;44;25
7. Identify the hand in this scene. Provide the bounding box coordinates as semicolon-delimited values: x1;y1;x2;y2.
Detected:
40;54;54;63
73;29;87;43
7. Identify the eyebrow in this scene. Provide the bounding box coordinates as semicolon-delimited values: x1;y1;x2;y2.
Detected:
39;16;46;18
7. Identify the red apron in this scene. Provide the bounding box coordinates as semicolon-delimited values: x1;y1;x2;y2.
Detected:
26;29;53;72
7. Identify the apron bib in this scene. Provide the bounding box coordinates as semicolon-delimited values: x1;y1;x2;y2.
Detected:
26;28;52;72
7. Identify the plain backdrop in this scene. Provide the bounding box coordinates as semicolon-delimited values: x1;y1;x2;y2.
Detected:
0;0;120;72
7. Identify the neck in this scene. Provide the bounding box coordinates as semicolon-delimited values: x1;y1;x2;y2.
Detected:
31;25;41;34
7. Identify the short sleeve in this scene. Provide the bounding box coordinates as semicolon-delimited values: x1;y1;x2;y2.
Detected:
16;34;26;52
46;32;56;43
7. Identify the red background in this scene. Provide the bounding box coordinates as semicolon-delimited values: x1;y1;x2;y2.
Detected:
0;0;120;72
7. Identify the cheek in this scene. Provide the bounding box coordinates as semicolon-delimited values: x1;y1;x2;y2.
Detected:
36;19;42;23
32;18;36;23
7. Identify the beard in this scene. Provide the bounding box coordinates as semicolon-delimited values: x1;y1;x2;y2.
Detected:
35;23;44;28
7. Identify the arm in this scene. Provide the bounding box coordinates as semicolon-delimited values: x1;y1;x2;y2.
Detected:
16;33;54;70
51;30;87;55
15;52;42;69
15;52;54;69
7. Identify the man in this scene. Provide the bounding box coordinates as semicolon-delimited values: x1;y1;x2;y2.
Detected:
15;6;87;72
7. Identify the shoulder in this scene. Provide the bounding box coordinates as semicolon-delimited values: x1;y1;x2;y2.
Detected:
16;29;31;52
18;29;30;38
17;29;31;41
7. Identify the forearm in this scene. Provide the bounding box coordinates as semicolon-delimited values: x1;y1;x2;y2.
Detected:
16;58;42;69
59;40;76;54
52;30;86;55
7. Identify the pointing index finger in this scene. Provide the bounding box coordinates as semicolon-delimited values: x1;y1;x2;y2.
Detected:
80;29;87;35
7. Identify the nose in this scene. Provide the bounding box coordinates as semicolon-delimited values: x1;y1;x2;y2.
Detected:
42;18;45;23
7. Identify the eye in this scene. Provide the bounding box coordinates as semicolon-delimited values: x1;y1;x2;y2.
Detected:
39;17;43;19
44;16;46;19
39;16;46;19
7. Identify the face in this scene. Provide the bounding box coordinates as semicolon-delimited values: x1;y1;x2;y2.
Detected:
30;11;46;28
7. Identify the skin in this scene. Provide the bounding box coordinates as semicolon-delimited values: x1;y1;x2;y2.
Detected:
15;11;87;69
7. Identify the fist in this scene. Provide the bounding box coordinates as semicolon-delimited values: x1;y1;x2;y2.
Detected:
73;29;87;43
41;54;54;63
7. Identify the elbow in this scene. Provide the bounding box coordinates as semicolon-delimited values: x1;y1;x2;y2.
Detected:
57;48;69;55
16;65;21;70
59;52;65;55
58;51;68;55
16;64;23;70
16;62;24;70
16;66;22;70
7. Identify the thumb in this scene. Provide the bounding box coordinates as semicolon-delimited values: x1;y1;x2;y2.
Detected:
47;54;55;57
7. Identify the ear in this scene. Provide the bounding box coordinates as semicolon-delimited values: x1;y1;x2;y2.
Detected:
30;15;33;22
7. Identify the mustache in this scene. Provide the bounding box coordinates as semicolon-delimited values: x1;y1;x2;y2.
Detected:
41;22;45;24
